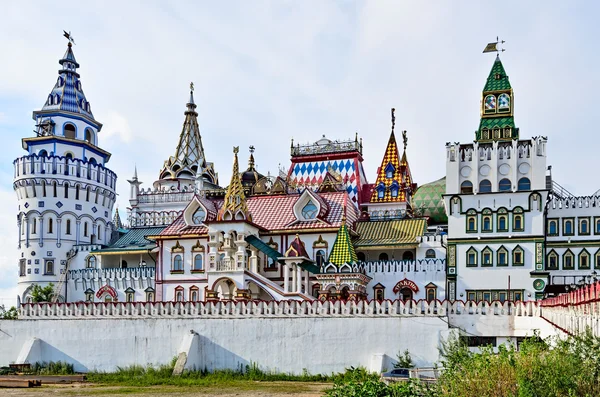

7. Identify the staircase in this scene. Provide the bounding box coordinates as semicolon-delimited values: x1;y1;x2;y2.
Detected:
244;270;313;301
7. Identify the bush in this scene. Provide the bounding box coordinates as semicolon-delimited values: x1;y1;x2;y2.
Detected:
30;361;75;375
394;349;415;369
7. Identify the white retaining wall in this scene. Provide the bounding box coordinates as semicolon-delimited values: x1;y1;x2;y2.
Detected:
0;300;559;374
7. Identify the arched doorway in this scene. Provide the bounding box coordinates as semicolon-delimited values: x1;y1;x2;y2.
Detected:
399;288;413;302
212;278;237;301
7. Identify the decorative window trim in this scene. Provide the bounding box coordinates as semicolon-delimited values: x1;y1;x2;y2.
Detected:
547;249;559;270
425;249;436;259
44;259;55;275
484;94;497;114
497;246;509;267
594;217;600;236
563;218;575;236
579;217;591;236
174;286;184;302
563;249;575;270
512;246;524;266
125;287;135;302
191;253;204;273
512;208;524;232
579;249;591;270
497;214;508;232
547;218;559;236
461;181;473;194
425;283;437;302
171;253;184;273
191;240;205;252
189;286;199;302
145;287;155;302
466;247;478;267
482;215;493;233
481;246;493;267
595;249;600;270
498;93;511;112
466;209;477;233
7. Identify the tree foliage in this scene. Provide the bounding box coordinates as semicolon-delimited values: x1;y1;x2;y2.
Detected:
30;283;55;303
394;349;415;369
0;304;18;319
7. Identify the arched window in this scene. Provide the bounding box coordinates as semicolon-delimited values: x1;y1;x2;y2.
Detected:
385;163;395;179
517;178;530;191
63;123;76;139
498;209;508;231
192;207;206;224
87;256;96;268
548;220;558;235
484;95;496;113
580;218;590;235
479;179;492;193
481;247;493;266
579;250;591;270
467;247;477;267
513;246;524;266
121;260;128;268
193;254;203;271
466;209;477;232
66;219;71;235
497;246;508;266
83;222;88;237
190;289;198;302
563;250;574;269
402;251;414;261
32;218;37;234
75;185;80;200
564;219;574;235
357;252;366;262
513;208;524;231
97;225;102;240
498;93;510;111
84;128;94;144
176;291;184;302
126;289;135;303
390;181;399;198
498;178;511;191
315;250;325;267
48;218;53;234
379;253;389;261
425;249;436;259
301;201;318;220
461;181;473;194
45;260;54;275
64;184;69;198
173;255;183;271
482;216;492;231
39;150;48;157
377;182;386;199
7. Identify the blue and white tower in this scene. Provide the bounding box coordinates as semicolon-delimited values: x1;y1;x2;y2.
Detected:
13;39;118;304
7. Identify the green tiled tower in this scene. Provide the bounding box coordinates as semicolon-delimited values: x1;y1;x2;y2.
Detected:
476;55;519;142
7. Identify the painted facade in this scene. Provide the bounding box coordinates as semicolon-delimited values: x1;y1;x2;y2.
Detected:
13;39;599;308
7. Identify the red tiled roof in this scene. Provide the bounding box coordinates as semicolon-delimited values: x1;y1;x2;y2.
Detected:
158;191;358;237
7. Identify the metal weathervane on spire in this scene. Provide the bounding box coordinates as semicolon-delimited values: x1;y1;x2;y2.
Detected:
190;81;194;92
391;108;396;134
483;37;506;54
63;30;75;45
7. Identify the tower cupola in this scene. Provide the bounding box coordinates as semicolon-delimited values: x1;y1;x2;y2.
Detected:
476;55;518;142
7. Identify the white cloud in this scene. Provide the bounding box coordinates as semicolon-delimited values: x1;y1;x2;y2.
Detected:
101;111;134;144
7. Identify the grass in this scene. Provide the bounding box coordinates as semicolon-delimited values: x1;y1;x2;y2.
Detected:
86;362;330;388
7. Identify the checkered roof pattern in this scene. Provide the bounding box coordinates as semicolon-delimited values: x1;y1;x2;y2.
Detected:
328;224;358;265
369;132;412;203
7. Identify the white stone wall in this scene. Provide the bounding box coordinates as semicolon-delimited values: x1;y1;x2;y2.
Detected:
0;300;556;374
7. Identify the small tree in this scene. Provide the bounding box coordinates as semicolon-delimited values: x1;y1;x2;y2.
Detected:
394;349;415;369
30;283;55;303
0;304;18;320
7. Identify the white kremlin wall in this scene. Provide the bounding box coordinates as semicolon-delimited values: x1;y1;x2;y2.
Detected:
0;300;560;374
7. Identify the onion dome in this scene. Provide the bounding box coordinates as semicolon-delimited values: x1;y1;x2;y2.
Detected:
40;42;95;120
411;177;447;224
240;146;264;195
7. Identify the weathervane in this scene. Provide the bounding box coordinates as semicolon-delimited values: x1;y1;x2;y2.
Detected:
249;145;255;154
63;30;75;45
391;108;396;134
190;82;194;92
483;37;505;54
402;130;408;151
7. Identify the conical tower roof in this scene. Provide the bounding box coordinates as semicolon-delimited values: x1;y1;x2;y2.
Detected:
158;84;219;187
217;147;251;221
39;42;96;121
476;56;518;141
328;221;357;266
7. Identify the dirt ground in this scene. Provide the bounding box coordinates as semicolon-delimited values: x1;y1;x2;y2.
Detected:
0;381;330;396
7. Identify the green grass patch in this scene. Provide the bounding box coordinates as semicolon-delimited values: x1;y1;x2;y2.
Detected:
87;362;330;388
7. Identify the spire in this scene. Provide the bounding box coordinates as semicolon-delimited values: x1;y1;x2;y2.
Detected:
217;147;251;221
248;145;256;170
370;109;414;203
40;40;95;120
328;222;358;266
133;165;138;180
476;56;517;141
113;206;123;230
158;84;219;187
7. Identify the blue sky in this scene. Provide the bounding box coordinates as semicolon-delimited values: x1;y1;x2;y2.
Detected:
1;1;599;306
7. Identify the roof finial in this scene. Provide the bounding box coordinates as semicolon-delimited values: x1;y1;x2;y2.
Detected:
63;30;75;46
391;108;396;135
188;82;195;105
483;37;506;54
248;145;256;169
402;130;408;151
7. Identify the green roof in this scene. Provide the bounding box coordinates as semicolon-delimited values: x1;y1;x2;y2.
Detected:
412;177;447;224
93;226;165;253
328;224;358;265
479;117;515;130
354;219;427;247
484;56;511;91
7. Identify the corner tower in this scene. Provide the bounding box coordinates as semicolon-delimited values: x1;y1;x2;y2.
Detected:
14;39;118;304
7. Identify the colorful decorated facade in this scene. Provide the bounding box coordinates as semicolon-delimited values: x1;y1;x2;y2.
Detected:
14;39;598;306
